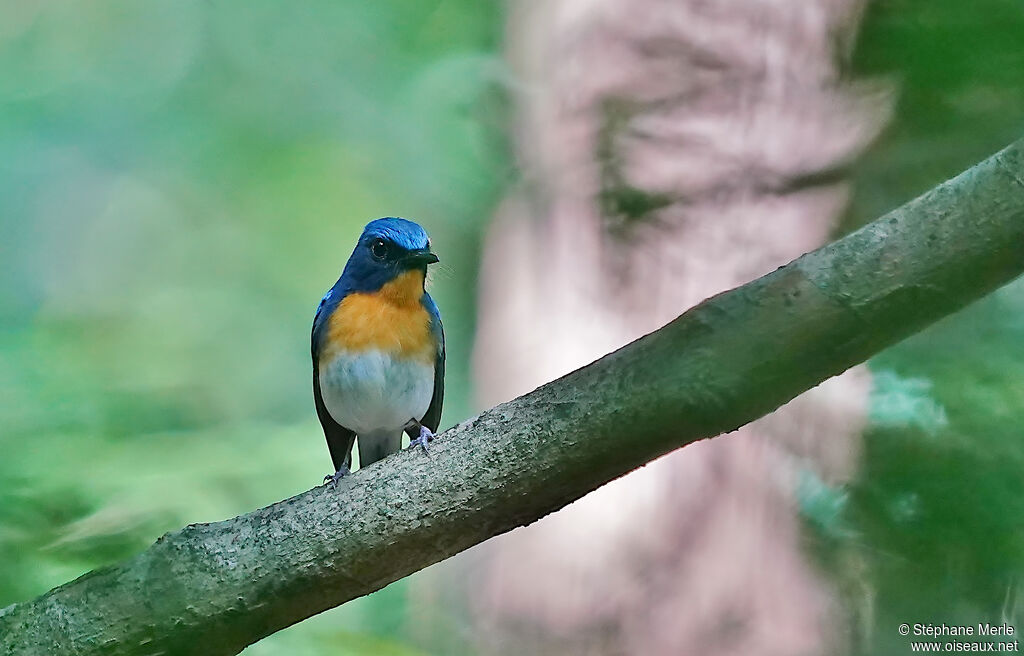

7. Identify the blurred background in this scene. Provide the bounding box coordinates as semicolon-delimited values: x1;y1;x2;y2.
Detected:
0;1;1022;654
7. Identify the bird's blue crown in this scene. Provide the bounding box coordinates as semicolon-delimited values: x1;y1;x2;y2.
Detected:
361;217;430;252
335;217;434;294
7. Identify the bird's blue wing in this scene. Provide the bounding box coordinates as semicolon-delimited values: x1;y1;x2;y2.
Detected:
312;289;355;472
420;293;445;433
311;289;337;361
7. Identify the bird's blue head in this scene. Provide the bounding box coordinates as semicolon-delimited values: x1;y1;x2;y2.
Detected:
339;217;439;294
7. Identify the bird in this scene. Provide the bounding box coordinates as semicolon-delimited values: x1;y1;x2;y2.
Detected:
311;217;444;485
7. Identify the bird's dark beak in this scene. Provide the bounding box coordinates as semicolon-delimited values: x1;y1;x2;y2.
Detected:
405;248;439;265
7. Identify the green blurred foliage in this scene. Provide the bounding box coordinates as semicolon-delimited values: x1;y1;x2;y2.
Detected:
836;0;1024;651
0;1;504;653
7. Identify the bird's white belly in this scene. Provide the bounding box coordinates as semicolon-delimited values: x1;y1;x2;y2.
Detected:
319;349;434;435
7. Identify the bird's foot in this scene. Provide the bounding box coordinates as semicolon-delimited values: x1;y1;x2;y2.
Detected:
407;425;434;454
323;466;350;488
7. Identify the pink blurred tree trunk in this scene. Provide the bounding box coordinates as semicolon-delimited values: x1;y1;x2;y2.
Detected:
457;1;891;654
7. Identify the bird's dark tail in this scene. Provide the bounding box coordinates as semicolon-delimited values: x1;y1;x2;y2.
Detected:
357;430;403;468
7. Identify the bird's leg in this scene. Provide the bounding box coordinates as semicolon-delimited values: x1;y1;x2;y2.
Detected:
403;419;434;453
323;465;350;488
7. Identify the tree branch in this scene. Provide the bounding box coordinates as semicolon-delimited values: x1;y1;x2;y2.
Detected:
3;139;1024;656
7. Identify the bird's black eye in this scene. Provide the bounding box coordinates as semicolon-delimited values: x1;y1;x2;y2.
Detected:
370;238;388;260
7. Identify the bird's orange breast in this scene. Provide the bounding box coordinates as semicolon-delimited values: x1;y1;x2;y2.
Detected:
323;270;435;364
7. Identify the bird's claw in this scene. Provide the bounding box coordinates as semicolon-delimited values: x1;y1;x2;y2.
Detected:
323;466;350;488
407;425;434;454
